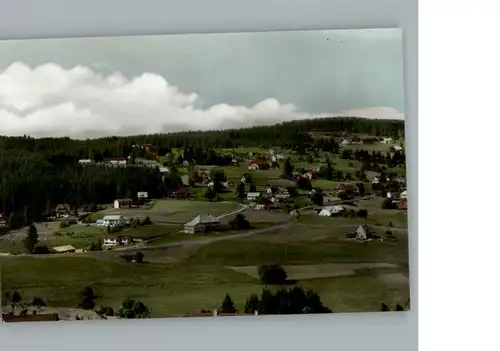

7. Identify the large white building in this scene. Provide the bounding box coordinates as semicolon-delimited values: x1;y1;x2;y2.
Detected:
184;214;220;234
100;215;126;227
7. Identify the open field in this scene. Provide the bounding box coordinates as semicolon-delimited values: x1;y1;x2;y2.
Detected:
1;217;409;316
228;262;400;280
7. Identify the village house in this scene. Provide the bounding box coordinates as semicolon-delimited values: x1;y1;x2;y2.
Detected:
134;158;158;168
101;215;126;227
104;157;127;166
355;225;372;241
318;205;344;217
386;191;401;200
55;204;71;218
114;198;133;209
397;202;408;211
0;214;8;228
172;187;189;199
184;214;220;234
360;136;379;145
246;192;261;201
51;245;76;254
400;190;408;200
248;159;270;170
103;236;133;246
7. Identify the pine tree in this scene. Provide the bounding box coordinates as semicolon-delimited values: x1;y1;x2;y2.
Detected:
220;294;237;313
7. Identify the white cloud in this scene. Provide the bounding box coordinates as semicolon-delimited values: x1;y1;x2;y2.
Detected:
0;62;404;139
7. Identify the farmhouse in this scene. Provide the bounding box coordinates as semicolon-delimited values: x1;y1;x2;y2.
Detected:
355;225;370;241
0;214;7;227
246;192;261;201
397;202;408;210
400;190;408;200
51;245;76;253
137;191;149;200
248;159;270;170
104;157;127;166
103;236;132;246
318;205;344;217
55;204;71;218
360;137;379;144
172;187;189;199
101;215;126;227
184;214;220;234
114;198;133;209
135;158;158;168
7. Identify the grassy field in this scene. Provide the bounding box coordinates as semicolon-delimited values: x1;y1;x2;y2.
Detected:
1;204;409;317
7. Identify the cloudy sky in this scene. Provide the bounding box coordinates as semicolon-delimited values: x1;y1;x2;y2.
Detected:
0;28;404;139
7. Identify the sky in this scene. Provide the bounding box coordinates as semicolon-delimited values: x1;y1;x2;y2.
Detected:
0;28;404;139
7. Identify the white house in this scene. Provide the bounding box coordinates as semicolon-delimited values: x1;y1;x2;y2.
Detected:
101;215;126;227
381;137;394;144
0;214;7;228
184;214;220;234
158;167;169;173
103;237;120;246
114;198;133;209
246;192;261;201
341;139;351;145
78;159;94;165
400;190;408;200
318;205;344;217
393;145;403;151
137;191;148;199
356;225;368;240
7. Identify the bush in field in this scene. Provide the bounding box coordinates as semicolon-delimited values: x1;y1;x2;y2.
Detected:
141;216;152;225
258;264;288;285
357;209;368;218
134;251;144;263
229;214;250;230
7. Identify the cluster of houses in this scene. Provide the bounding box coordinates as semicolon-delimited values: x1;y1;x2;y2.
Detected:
78;153;164;170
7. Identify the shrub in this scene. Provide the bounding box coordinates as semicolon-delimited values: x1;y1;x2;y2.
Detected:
258;264;288;285
357;209;368;218
134;251;144;263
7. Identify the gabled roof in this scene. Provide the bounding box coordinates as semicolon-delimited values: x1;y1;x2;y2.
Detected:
185;214;220;226
247;192;261;197
52;245;76;252
324;205;344;213
56;204;71;212
115;198;133;202
103;215;124;221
